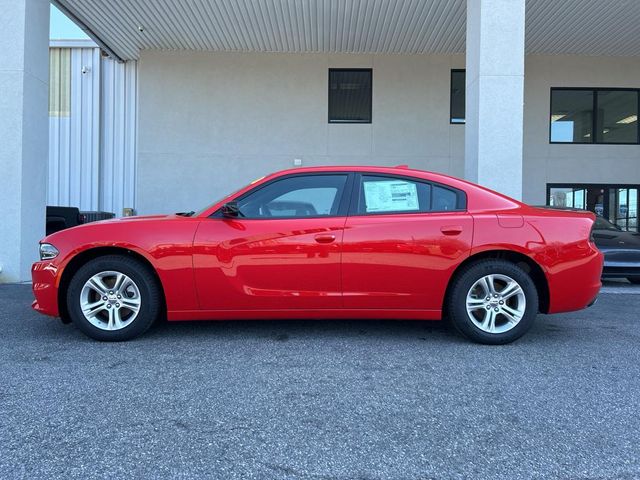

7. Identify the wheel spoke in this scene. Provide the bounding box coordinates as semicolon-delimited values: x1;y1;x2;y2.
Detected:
88;276;108;295
500;281;523;300
120;297;140;312
480;275;495;295
481;309;497;333
502;304;523;322
113;273;126;293
106;308;115;330
467;299;485;311
105;308;122;330
113;308;123;329
83;300;106;318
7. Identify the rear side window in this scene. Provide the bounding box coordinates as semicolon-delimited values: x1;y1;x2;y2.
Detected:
355;175;465;214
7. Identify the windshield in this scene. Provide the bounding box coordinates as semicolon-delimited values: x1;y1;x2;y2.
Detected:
189;175;268;217
190;185;249;217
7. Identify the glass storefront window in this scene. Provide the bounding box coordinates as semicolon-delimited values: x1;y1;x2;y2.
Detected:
549;187;587;209
548;184;639;232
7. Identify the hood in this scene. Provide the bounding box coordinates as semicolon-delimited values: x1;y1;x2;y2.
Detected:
41;214;193;243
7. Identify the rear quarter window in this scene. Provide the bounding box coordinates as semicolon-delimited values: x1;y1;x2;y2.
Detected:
356;175;465;214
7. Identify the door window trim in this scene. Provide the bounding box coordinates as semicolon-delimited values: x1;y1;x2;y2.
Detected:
348;172;467;217
211;172;355;219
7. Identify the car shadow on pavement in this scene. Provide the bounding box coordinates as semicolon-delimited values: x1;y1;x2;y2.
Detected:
144;316;468;344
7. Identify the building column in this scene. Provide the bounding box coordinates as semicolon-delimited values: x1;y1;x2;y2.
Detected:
0;0;49;282
465;0;525;200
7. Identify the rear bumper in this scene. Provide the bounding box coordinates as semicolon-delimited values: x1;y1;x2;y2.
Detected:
31;261;60;317
546;246;603;314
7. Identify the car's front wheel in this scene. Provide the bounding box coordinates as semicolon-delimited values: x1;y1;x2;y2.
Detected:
447;259;539;344
66;255;161;341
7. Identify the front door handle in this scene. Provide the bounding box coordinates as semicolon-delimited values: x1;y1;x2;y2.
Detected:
314;234;336;244
441;225;463;236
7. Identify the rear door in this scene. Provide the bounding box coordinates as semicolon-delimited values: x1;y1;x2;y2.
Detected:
342;173;473;311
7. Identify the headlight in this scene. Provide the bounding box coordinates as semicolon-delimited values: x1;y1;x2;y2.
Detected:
39;243;59;261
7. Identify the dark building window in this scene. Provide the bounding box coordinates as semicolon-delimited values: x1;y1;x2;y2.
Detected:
328;69;372;123
550;88;639;144
450;69;465;124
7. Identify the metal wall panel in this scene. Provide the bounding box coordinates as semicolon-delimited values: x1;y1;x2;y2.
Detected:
48;44;137;216
47;46;101;211
57;0;640;61
100;58;137;216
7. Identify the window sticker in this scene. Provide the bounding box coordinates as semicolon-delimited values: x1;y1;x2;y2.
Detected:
363;180;419;213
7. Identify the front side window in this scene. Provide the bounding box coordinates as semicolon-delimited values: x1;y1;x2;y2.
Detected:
328;69;372;123
236;175;348;218
356;175;464;214
550;88;639;144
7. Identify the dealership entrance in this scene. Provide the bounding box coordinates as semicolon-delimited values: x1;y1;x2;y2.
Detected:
548;184;639;232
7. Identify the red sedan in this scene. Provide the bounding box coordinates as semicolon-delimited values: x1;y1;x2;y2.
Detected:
32;166;603;344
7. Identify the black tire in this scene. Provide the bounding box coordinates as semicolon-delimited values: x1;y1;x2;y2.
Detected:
627;277;640;285
447;259;539;345
66;255;161;341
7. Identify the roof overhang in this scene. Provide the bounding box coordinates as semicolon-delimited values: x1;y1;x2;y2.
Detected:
55;0;640;62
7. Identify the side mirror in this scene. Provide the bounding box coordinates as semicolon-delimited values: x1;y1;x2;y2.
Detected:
221;201;242;218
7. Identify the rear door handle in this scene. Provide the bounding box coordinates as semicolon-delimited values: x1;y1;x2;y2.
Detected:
314;234;336;244
440;225;463;236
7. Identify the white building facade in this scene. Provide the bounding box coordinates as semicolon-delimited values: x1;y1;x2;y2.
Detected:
1;0;640;282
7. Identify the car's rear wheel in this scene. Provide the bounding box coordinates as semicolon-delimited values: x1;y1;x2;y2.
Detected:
447;259;539;344
627;277;640;284
66;255;161;341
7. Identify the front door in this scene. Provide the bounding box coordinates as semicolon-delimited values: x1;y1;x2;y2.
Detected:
193;173;351;310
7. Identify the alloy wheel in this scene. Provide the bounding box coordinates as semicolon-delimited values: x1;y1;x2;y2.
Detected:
79;271;142;331
465;274;526;334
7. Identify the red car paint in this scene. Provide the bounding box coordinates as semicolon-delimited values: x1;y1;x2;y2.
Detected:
32;166;603;321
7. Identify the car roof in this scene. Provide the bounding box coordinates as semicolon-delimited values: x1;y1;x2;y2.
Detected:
270;165;467;184
197;165;525;217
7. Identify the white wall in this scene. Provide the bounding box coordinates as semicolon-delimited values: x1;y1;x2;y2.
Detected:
137;51;465;214
523;55;640;205
0;0;49;282
136;51;640;214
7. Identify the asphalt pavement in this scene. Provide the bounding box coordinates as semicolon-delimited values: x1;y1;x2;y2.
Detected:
1;282;639;479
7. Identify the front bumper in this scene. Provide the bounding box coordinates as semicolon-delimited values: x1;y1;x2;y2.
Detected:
31;261;61;317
